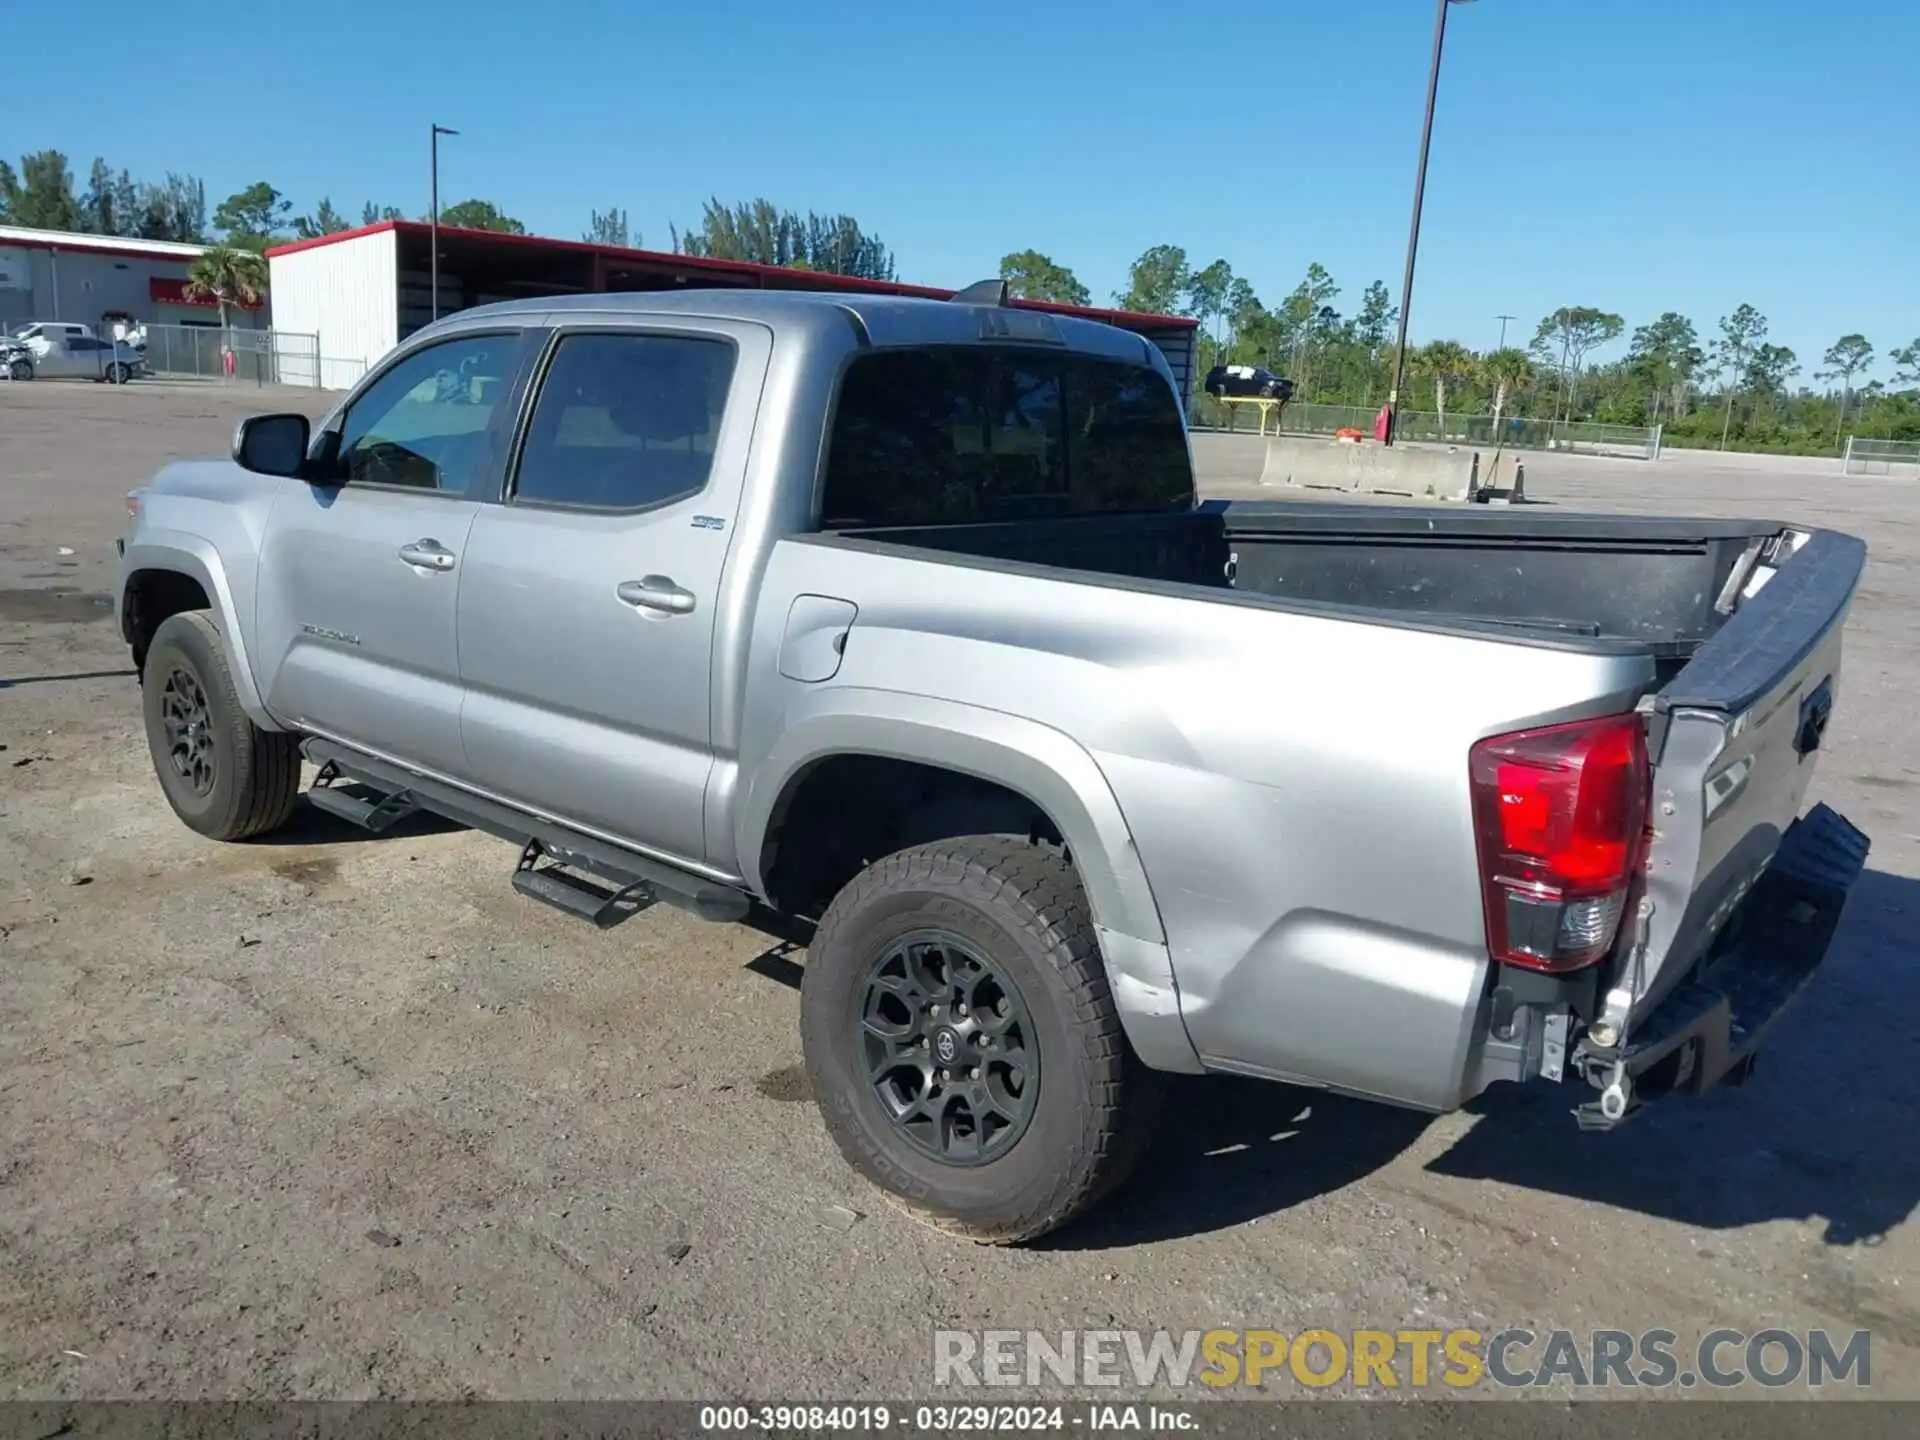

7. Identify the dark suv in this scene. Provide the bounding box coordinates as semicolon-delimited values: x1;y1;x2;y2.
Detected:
1204;364;1294;400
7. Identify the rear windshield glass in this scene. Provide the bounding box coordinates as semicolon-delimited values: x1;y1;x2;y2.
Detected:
820;346;1193;527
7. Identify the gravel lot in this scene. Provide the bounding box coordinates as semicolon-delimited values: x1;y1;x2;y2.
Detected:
2;380;1916;1401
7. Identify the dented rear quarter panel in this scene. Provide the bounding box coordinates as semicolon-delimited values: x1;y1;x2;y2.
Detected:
736;534;1659;1109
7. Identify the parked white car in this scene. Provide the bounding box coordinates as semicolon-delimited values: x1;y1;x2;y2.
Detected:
3;323;145;383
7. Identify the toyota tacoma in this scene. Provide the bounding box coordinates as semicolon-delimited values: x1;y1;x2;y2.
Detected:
116;285;1870;1242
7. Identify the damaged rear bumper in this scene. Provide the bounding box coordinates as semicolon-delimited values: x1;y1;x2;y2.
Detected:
1570;802;1869;1131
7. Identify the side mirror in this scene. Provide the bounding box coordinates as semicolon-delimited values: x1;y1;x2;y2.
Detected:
232;413;311;478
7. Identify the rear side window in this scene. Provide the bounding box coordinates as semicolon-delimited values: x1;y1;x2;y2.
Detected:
820;347;1192;527
513;332;735;510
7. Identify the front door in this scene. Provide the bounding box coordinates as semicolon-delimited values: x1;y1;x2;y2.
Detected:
456;321;768;865
253;330;527;779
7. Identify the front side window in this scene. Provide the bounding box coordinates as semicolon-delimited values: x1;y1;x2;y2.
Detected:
511;332;735;510
336;334;517;492
820;347;1192;527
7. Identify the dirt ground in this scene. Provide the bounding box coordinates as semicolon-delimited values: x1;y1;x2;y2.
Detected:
2;379;1917;1402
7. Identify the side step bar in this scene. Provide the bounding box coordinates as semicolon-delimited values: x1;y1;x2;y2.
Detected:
513;838;655;929
307;761;422;833
301;739;753;926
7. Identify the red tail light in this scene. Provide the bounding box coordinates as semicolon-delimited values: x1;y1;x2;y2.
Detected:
1468;713;1650;973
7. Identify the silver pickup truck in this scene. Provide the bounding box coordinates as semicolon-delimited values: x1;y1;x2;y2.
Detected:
116;287;1871;1243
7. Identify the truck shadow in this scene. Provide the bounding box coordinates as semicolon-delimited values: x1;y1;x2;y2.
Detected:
240;795;465;846
1425;866;1920;1246
1036;1077;1432;1251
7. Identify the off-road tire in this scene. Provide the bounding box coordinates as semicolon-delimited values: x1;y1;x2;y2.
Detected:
141;611;300;841
801;835;1163;1244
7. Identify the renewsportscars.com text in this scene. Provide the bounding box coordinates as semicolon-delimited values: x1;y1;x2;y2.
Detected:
933;1327;1871;1390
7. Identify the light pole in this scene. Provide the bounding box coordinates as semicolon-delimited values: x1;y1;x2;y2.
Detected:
1496;313;1516;349
430;123;459;322
1385;0;1474;445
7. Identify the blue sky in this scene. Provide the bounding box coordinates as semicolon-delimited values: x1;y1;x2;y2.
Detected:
17;0;1915;377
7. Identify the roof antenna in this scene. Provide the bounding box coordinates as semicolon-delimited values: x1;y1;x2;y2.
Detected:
951;278;1011;307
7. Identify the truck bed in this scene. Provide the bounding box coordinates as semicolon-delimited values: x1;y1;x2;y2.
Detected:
836;500;1786;662
828;496;1866;1052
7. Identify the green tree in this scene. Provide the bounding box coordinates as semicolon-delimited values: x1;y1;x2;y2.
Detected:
1712;304;1768;448
1530;306;1625;422
673;198;893;279
1817;333;1874;441
1347;280;1397;400
802;213;894;279
214;182;291;250
1225;277;1259;337
997;249;1091;306
435;198;526;234
1186;259;1238;359
80;158;136;236
1;150;82;231
1414;340;1476;435
584;207;633;247
1484;347;1534;433
1113;244;1190;316
361;201;405;225
132;173;206;243
1221;278;1267;368
1626;312;1702;420
1354;281;1395;351
183;245;268;338
1892;339;1920;388
1275;263;1340;394
1744;343;1799;404
110;168;140;236
292;198;350;240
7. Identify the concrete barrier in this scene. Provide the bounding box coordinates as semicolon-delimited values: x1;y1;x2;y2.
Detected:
1254;436;1475;499
1250;437;1527;503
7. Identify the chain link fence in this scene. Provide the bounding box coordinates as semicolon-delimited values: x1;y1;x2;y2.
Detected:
1841;437;1920;476
1189;395;1663;460
126;323;362;389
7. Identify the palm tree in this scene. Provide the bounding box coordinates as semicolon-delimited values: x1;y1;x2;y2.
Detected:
1484;347;1534;436
183;245;268;347
1415;340;1475;438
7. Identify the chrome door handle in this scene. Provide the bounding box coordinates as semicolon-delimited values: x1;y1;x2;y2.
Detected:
399;538;456;571
616;576;696;615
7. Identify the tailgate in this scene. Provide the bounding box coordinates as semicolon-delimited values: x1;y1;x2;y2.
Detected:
1624;525;1867;1016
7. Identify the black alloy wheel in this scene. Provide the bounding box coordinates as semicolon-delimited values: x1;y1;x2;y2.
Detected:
159;665;217;797
854;928;1040;1165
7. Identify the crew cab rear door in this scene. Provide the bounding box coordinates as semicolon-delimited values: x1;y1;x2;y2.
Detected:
454;318;771;866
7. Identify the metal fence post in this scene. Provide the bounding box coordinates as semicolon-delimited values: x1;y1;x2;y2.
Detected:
1842;435;1853;474
1651;424;1663;462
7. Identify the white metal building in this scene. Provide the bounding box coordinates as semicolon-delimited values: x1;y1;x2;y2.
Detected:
0;224;265;338
266;220;1200;394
